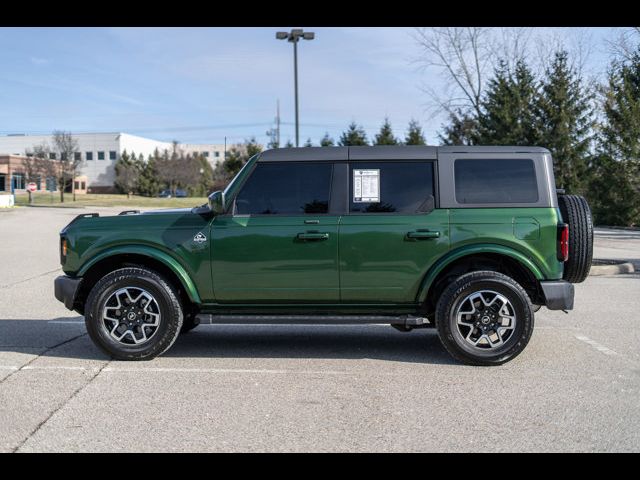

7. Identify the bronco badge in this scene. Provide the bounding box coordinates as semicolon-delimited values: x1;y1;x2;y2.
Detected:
193;232;207;244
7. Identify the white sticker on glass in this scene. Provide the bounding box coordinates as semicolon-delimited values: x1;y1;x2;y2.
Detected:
353;169;380;203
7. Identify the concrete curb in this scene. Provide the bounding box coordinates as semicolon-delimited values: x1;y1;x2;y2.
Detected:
589;262;636;276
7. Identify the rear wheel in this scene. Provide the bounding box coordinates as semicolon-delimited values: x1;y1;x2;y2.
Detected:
435;271;534;366
85;267;183;360
558;194;593;283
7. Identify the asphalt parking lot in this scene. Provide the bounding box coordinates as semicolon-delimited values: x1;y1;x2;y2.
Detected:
1;206;639;452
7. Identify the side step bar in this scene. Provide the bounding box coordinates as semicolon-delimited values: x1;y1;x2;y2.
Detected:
195;314;429;327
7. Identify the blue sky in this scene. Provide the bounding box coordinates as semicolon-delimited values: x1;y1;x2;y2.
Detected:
0;27;622;146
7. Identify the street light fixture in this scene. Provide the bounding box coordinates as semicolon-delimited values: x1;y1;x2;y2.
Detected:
276;28;315;147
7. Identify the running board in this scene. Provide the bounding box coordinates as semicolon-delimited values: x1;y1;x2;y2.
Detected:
195;314;429;327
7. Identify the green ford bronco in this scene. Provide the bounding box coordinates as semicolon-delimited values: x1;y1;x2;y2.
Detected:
54;146;593;365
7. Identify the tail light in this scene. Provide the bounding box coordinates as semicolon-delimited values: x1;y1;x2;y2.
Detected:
557;224;569;262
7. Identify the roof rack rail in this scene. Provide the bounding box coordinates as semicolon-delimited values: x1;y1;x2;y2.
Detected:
118;210;140;216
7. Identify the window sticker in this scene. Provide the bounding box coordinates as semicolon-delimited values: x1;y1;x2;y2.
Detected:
353;169;380;203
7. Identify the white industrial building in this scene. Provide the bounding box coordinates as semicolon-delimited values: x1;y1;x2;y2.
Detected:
0;132;226;192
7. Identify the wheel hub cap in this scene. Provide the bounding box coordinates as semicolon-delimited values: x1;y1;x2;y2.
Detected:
101;287;161;345
455;290;517;350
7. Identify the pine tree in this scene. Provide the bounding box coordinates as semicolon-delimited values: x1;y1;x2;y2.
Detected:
304;138;314;147
284;139;294;148
137;151;161;197
114;149;140;197
590;48;640;226
404;119;427;145
320;133;335;146
438;110;478;146
338;122;368;146
374;117;399;145
476;59;539;145
534;50;595;195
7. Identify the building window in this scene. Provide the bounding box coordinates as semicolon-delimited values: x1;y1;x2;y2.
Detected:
13;174;25;190
214;151;220;158
98;151;105;160
192;151;199;157
0;174;5;192
74;152;81;161
86;152;93;161
109;151;117;160
81;181;86;190
46;177;56;191
26;153;34;158
49;153;56;160
202;152;209;158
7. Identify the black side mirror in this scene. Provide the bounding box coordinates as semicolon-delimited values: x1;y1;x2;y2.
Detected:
208;190;226;214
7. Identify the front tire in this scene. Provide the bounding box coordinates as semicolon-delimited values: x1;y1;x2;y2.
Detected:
435;271;534;366
84;267;183;360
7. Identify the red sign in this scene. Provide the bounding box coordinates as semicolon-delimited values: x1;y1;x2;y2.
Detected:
26;182;37;193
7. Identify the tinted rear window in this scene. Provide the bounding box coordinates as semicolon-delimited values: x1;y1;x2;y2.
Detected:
454;159;538;204
235;162;332;215
349;161;434;213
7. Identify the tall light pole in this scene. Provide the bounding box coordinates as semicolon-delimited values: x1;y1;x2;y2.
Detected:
276;29;315;147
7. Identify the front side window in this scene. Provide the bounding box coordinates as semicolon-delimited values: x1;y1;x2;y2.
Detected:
349;161;435;214
235;162;332;215
454;159;538;204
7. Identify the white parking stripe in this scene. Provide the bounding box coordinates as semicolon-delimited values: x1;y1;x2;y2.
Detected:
48;321;85;324
574;335;619;356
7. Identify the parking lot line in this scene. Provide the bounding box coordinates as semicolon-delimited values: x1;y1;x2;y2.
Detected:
574;334;619;356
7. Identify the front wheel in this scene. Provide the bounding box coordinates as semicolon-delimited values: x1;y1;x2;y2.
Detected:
435;271;534;366
84;267;184;360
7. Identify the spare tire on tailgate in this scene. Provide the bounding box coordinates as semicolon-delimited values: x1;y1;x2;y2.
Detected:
558;194;593;283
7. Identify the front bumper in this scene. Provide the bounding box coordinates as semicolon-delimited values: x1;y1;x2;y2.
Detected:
540;280;574;310
54;275;82;310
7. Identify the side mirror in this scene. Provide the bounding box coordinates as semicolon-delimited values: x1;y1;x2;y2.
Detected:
208;190;226;214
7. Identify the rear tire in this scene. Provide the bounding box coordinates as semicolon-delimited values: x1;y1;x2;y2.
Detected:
85;267;183;360
435;271;534;366
558;194;593;283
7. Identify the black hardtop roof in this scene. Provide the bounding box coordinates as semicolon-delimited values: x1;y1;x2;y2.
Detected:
257;145;550;162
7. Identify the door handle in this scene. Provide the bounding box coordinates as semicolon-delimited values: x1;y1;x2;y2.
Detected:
297;232;329;241
406;230;440;240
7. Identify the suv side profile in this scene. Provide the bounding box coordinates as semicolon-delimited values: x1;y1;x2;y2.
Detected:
54;146;593;365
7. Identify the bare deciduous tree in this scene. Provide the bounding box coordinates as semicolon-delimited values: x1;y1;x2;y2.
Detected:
413;27;493;117
52;131;81;202
606;27;640;63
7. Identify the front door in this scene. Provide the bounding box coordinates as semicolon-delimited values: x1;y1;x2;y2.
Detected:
211;161;339;303
339;160;450;304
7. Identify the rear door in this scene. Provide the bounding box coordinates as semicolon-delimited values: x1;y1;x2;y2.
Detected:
211;161;340;303
339;160;449;303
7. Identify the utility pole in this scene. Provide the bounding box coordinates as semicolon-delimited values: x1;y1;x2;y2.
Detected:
276;29;315;147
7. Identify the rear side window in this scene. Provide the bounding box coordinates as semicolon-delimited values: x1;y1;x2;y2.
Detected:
349;161;435;213
454;159;538;204
235;162;332;215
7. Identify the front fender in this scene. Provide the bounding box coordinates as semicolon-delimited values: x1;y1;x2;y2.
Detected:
77;245;201;304
416;244;544;304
